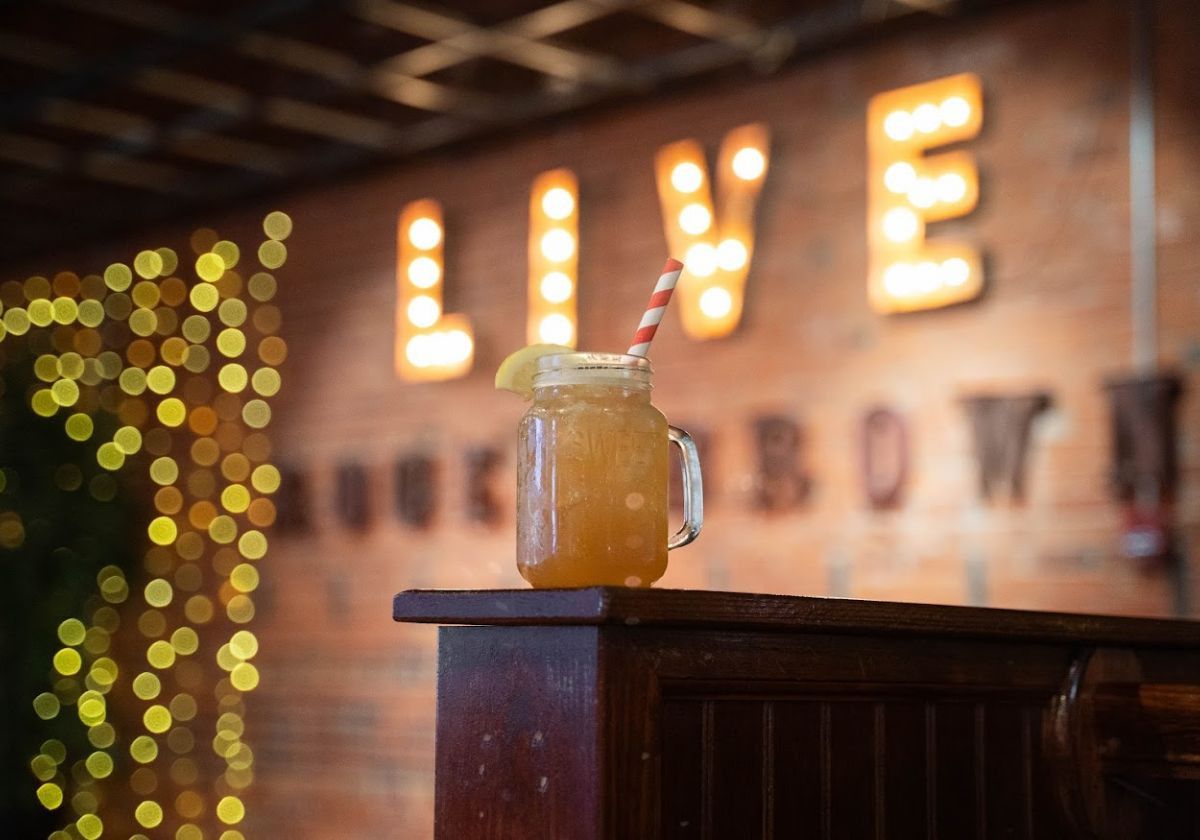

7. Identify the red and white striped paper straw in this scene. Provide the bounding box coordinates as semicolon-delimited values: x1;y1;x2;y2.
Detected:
627;258;684;357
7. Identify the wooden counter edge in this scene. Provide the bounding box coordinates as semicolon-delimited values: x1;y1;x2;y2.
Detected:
393;587;1200;647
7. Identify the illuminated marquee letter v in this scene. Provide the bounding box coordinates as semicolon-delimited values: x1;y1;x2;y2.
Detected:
655;123;769;339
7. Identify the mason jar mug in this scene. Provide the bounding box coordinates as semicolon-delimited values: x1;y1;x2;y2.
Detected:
516;353;703;588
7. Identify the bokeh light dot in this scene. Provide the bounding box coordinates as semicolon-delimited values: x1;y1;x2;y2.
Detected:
218;363;248;393
217;795;246;825
65;413;94;441
144;704;172;734
190;283;219;312
209;515;238;544
134;250;164;279
114;424;143;454
171;627;199;655
54;647;82;675
147;640;176;669
130;735;158;764
217;328;246;358
263;210;293;240
76;814;103;840
242;399;271;429
58;618;86;646
104;263;132;291
33;692;61;720
258;240;287;268
146;365;176;395
226;595;255;624
229;630;258;660
133;672;162;700
95;444;127;470
213;240;240;269
37;782;63;810
185;595;214;624
136;800;164;828
145;576;174;606
247;272;276;301
85;751;113;779
238;530;268;560
230;563;259;592
158;398;187;427
196;252;226;282
229;662;259;691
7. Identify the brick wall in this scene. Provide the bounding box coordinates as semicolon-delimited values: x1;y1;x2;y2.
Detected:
9;1;1199;836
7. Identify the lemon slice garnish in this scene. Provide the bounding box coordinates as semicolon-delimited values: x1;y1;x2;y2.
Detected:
494;344;573;399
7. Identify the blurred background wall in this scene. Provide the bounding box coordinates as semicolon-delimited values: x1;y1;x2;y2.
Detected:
3;0;1199;837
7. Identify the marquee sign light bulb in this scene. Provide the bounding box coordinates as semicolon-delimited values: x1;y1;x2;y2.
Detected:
868;73;984;313
731;147;766;181
406;295;440;328
539;272;572;304
407;257;439;288
527;169;579;347
670;162;703;193
408;217;442;250
655;122;769;338
541;187;575;220
540;229;575;263
538;313;574;345
699;286;733;319
679;203;712;235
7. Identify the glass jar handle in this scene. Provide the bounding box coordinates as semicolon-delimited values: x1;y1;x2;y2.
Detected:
667;425;703;550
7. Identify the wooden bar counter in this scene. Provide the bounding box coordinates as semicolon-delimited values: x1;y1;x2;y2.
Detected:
394;588;1200;839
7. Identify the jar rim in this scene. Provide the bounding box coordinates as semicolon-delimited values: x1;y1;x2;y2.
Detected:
535;352;652;374
532;352;653;389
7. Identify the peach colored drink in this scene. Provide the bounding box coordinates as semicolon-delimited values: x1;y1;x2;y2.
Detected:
516;353;701;588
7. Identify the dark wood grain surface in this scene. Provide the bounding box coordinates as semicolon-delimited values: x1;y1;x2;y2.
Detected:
403;589;1200;839
394;587;1200;647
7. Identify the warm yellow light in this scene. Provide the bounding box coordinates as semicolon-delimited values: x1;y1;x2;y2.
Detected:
406;330;473;369
539;272;573;304
883;110;913;141
540;229;575;262
941;257;970;286
407;218;442;250
406;295;440;328
407;257;440;288
444;329;473;363
912;103;941;134
882;207;919;243
698;287;733;319
936;173;967;203
884;161;916;194
940;96;971;127
684;243;717;277
914;260;940;293
541;188;575;220
731;147;765;180
678;203;712;235
909;178;937;208
670;161;703;193
405;335;431;368
883;262;914;297
716;238;748;271
538;314;574;345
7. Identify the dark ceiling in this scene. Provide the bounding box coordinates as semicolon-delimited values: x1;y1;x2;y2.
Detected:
0;0;1012;262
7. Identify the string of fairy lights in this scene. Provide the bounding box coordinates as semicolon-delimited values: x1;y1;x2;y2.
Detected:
8;211;291;839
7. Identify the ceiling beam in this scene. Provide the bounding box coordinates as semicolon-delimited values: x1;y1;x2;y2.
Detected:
2;0;336;128
636;0;768;50
356;0;626;84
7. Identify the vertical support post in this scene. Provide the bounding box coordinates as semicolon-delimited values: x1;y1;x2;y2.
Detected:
1129;0;1157;374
